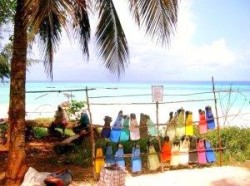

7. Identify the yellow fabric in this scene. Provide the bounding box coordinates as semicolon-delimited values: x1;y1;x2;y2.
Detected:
176;109;185;137
95;148;105;174
185;113;193;136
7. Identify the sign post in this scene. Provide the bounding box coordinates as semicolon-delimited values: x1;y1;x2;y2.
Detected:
152;85;164;171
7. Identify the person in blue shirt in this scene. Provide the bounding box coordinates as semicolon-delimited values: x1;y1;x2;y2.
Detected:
73;110;90;135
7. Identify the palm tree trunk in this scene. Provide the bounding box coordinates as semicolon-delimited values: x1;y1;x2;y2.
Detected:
5;0;28;185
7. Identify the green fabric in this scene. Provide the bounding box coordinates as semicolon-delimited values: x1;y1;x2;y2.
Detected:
147;119;158;137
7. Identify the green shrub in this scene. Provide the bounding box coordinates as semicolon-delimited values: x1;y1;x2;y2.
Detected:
33;127;48;138
206;126;250;164
0;122;8;133
67;99;86;120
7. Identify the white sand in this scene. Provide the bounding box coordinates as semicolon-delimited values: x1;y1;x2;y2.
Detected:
77;166;250;186
125;166;250;186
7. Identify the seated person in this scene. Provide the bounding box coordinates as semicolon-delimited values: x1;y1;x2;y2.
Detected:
73;110;90;135
49;105;68;135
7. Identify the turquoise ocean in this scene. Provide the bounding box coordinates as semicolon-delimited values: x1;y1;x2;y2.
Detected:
0;81;249;127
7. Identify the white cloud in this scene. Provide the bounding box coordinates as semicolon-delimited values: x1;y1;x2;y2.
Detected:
187;39;236;66
167;1;237;70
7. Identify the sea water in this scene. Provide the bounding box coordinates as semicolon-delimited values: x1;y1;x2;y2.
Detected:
0;81;249;127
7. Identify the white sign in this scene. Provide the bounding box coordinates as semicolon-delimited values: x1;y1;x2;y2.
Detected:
152;85;164;102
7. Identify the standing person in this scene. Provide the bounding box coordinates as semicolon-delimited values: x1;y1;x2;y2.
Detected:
49;105;68;135
73;109;90;135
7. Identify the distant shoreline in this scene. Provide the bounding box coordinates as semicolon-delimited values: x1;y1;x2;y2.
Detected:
1;80;249;84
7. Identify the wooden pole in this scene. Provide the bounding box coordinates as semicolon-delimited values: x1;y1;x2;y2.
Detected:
85;86;96;180
156;101;163;171
212;77;222;166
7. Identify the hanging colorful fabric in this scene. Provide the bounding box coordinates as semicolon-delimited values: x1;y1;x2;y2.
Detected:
170;140;180;167
115;143;125;170
189;136;198;164
198;109;208;134
166;112;177;142
129;113;140;141
205;106;216;130
161;136;171;163
110;111;123;143
120;116;130;141
176;108;185;137
197;138;207;165
95;148;105;174
105;144;115;166
101;116;112;139
179;136;190;166
205;140;216;163
148;143;160;171
139;113;148;138
147;116;158;137
131;144;142;173
185;111;194;136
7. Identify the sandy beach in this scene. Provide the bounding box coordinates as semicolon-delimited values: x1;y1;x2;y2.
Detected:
78;166;250;186
125;166;250;186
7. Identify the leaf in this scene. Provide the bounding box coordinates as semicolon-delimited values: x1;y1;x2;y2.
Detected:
95;0;129;77
131;0;178;46
72;0;91;59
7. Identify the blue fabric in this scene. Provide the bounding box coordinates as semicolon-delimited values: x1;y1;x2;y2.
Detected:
206;108;215;129
115;148;125;168
205;141;216;163
105;145;115;164
131;146;142;173
110;112;123;142
110;128;121;143
113;112;123;128
101;128;111;138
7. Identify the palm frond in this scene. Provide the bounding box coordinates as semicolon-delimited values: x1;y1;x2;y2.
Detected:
72;0;91;59
128;0;141;27
0;56;10;81
0;43;11;81
95;0;129;77
131;0;178;46
38;13;62;79
24;0;72;79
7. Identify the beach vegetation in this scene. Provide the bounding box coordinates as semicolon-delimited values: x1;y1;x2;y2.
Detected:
0;0;16;25
0;43;12;83
205;126;250;163
67;99;86;120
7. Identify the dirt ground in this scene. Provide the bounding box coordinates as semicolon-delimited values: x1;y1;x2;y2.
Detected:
0;137;250;186
0;137;95;185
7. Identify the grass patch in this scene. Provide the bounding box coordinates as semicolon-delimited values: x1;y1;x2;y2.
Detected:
33;127;48;138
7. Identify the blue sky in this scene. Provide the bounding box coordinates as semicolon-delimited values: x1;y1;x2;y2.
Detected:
25;0;250;82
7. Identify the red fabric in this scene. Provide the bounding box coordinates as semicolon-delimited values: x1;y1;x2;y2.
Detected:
161;142;171;162
44;176;64;186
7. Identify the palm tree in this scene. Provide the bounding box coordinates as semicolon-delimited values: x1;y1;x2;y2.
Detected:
5;0;178;185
